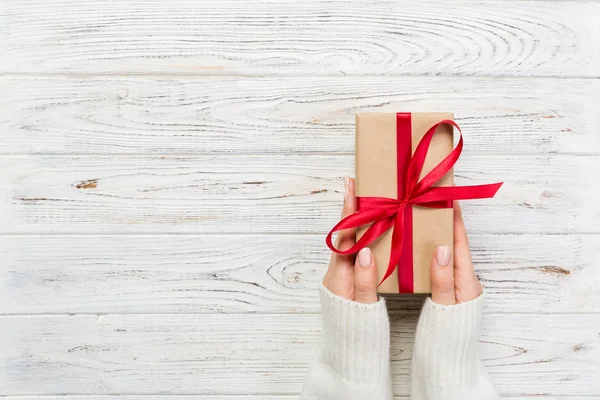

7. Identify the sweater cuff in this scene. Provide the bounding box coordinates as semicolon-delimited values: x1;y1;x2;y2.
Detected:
412;292;489;391
317;284;391;384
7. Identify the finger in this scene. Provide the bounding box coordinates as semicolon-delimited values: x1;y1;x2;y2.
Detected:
453;201;472;270
335;177;357;252
453;202;478;281
452;201;482;301
324;177;358;299
430;246;456;305
354;247;378;304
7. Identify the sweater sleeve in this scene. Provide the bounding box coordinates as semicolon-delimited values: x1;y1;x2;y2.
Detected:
411;293;500;400
301;284;393;400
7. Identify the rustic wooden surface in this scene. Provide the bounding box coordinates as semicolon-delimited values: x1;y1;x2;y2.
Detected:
1;76;598;155
1;234;598;314
1;0;599;398
1;313;599;395
2;0;600;76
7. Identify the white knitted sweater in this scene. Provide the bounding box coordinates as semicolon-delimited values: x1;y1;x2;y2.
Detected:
301;285;499;400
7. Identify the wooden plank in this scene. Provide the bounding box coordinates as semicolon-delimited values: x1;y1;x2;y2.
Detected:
0;314;598;395
1;76;598;155
1;234;598;314
1;155;598;234
1;0;599;76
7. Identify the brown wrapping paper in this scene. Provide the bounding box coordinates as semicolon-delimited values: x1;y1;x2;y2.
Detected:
355;113;454;294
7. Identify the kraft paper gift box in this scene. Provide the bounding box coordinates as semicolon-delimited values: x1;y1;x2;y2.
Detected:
357;112;453;294
326;112;502;294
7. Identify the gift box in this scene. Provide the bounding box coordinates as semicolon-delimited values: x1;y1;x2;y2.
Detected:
326;112;502;294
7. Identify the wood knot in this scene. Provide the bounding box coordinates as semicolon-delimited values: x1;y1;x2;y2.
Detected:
533;266;570;276
75;179;98;189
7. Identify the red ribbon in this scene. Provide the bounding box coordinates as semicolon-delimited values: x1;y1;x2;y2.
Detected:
325;115;503;291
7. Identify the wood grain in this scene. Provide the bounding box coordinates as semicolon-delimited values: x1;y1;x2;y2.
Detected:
1;154;598;234
1;1;599;76
1;234;598;314
1;313;598;396
1;76;598;155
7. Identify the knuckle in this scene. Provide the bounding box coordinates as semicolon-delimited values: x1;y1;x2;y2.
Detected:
354;278;375;294
433;278;453;293
337;238;354;252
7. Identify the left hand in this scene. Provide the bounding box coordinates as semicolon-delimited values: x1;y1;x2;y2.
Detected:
322;177;379;304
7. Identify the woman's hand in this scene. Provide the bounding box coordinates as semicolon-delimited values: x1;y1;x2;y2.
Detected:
322;177;379;304
430;201;482;305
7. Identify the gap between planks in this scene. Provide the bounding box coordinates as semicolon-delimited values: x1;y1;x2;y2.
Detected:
2;312;600;316
1;231;600;236
0;153;599;157
0;393;600;400
0;397;597;400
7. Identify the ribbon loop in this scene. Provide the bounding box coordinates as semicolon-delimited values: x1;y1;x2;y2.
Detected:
326;118;503;289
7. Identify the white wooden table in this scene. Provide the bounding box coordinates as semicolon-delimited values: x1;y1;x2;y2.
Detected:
1;0;599;398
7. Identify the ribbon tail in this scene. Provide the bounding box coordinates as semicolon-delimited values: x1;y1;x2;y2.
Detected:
353;216;395;254
378;205;406;287
326;206;396;254
411;182;503;204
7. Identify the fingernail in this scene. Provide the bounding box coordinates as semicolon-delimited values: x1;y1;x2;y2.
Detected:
358;247;372;267
436;246;450;266
344;177;350;201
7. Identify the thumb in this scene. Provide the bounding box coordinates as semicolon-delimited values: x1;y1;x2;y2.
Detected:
430;246;456;305
354;248;379;304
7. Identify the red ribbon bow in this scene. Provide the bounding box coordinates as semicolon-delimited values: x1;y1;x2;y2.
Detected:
326;118;503;288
